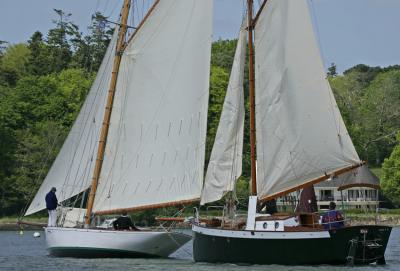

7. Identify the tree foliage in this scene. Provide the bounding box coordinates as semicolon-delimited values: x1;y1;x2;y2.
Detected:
329;66;400;165
381;133;400;207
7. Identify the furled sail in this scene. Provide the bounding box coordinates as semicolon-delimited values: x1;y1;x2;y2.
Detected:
92;0;213;213
254;0;360;200
25;29;119;216
200;20;246;205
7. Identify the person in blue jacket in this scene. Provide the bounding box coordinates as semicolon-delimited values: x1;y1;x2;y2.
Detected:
322;202;344;230
45;187;58;227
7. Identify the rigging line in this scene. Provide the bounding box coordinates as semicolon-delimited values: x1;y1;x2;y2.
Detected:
70;122;97;208
19;128;63;217
65;81;107;197
129;0;135;34
309;0;327;70
107;0;123;19
103;0;111;15
96;59;130;205
94;0;100;13
59;35;117;202
59;61;111;195
95;52;133;208
142;0;146;22
228;22;246;197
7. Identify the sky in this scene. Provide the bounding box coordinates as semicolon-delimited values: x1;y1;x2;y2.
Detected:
1;0;400;73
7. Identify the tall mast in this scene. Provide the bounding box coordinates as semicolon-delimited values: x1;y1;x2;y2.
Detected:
247;0;257;196
85;0;131;226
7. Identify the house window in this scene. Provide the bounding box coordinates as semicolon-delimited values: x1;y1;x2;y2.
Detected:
348;190;359;201
320;190;333;201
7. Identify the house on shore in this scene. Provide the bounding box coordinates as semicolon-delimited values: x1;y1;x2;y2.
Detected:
277;165;380;211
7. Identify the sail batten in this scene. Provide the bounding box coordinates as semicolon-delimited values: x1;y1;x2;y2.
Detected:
200;19;247;205
254;0;361;200
92;0;213;212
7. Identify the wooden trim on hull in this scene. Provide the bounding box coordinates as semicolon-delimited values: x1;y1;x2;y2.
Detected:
192;224;330;239
259;162;365;202
192;225;391;265
94;198;199;215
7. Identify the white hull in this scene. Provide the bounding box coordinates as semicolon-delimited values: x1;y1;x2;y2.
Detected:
45;227;191;258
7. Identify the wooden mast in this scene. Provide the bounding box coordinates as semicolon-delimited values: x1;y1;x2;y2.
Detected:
247;0;257;196
84;0;131;226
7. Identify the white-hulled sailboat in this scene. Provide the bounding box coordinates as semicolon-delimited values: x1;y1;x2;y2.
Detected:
192;0;391;265
22;0;213;257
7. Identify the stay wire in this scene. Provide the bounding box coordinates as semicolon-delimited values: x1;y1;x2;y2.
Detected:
18;128;63;219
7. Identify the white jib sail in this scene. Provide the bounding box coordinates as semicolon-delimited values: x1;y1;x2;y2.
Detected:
200;20;246;205
25;29;119;216
92;0;213;213
254;0;360;200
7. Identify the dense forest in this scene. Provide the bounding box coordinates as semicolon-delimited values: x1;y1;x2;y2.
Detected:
0;11;399;216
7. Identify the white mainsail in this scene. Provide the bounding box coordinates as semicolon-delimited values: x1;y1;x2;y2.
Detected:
25;29;119;216
92;0;213;213
200;20;246;205
254;0;360;200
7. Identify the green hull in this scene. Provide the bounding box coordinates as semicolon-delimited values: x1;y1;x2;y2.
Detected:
193;225;391;265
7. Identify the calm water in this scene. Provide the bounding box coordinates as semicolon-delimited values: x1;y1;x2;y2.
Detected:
1;228;399;271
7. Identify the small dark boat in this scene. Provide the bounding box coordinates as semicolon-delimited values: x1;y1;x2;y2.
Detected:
192;218;391;265
194;0;392;265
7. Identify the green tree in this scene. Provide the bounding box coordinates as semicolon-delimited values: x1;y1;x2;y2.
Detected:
206;66;229;164
211;39;237;71
46;9;76;72
343;64;382;86
0;44;31;86
327;63;337;77
87;12;112;71
0;69;93;215
27;31;54;76
381;133;400;207
70;12;112;72
359;70;400;164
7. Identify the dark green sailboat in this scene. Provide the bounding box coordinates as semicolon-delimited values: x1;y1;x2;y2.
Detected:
192;0;391;265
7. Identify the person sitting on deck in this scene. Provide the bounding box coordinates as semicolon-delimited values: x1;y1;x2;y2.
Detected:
321;202;344;230
113;211;139;231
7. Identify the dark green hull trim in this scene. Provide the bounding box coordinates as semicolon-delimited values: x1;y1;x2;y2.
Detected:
48;247;159;258
193;225;391;265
